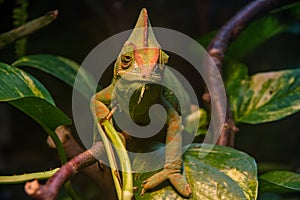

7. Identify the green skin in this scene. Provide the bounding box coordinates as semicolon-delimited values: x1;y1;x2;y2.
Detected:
91;8;192;198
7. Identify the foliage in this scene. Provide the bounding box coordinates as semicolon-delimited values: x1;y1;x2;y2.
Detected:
225;63;300;124
13;54;96;99
0;62;71;163
134;143;258;200
227;2;300;60
0;1;299;200
259;171;300;193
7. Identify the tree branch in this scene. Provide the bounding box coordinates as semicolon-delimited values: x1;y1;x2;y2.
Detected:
25;126;116;199
0;10;58;49
45;126;117;199
204;0;289;146
25;141;106;199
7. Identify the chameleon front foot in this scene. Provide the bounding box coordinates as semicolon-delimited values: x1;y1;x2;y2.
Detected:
141;162;192;198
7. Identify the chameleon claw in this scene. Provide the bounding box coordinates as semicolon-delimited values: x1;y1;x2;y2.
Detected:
140;180;147;196
140;167;192;198
141;188;146;196
141;169;170;195
169;173;192;198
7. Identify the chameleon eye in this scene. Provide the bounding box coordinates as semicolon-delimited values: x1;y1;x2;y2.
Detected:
121;55;132;69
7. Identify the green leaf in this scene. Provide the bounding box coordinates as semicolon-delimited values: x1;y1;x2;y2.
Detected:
0;62;71;164
12;54;96;99
259;171;300;193
0;62;53;102
134;143;258;200
10;97;71;130
0;62;71;129
225;63;300;124
227;2;300;60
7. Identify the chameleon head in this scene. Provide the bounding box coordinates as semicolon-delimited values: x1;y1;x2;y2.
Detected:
114;8;169;83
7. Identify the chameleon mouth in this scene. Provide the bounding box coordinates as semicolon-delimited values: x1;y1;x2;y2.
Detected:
133;83;161;105
117;71;163;83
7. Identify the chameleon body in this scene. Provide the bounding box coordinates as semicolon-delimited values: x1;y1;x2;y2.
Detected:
91;8;192;198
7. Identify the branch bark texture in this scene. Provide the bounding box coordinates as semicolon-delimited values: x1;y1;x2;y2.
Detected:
25;141;105;200
204;0;290;146
0;10;58;49
25;126;116;199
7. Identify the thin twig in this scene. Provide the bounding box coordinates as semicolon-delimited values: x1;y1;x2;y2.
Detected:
0;10;58;49
204;0;289;146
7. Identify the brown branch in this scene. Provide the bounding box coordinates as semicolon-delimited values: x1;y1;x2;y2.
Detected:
204;0;289;146
45;126;117;199
25;141;106;199
0;10;58;49
47;126;85;159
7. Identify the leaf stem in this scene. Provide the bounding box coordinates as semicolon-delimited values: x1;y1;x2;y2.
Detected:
102;119;133;200
0;168;59;184
95;121;123;200
45;127;67;164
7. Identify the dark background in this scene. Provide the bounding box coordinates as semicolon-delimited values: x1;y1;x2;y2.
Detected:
0;0;299;199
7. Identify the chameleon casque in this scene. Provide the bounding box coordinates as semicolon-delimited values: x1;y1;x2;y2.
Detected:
91;8;193;198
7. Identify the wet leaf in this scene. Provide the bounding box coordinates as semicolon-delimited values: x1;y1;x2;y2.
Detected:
134;143;258;200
